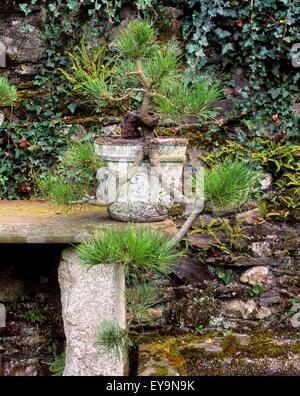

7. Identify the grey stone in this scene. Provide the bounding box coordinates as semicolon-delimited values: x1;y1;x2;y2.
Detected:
205;344;223;354
233;333;251;346
240;266;269;286
172;256;211;286
187;233;216;249
183;342;224;354
0;42;5;67
223;299;272;320
101;124;121;136
260;174;272;191
0;201;177;243
0;21;42;63
214;281;249;298
15;65;36;75
95;138;187;222
236;208;260;224
232;257;270;267
58;247;127;376
251;242;272;257
202;344;223;354
260;295;282;306
24;365;38;376
0;303;6;327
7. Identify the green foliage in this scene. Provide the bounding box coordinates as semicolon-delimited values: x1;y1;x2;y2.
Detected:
0;119;74;200
38;174;87;205
3;0;298;199
0;77;17;107
80;77;115;109
195;324;205;334
62;19;221;123
204;140;300;219
250;283;264;296
49;353;65;376
217;269;233;285
127;281;159;322
192;217;250;255
257;143;300;219
144;45;180;86
61;141;102;176
77;225;181;277
115;20;156;58
201;159;258;211
59;36;115;109
10;293;28;310
1;0;129;200
22;307;45;324
38;142;101;205
252;144;300;176
272;172;300;219
218;219;251;248
96;320;129;359
155;75;222;122
60;36;109;89
183;0;300;138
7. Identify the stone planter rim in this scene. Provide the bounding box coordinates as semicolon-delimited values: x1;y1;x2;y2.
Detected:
95;137;188;163
94;136;189;146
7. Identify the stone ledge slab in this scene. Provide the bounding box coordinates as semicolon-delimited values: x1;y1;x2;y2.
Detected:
0;200;177;243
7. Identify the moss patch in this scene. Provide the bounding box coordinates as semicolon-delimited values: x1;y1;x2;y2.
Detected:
138;332;300;376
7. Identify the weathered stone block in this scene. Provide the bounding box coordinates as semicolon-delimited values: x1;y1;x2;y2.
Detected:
58;247;126;376
0;303;6;327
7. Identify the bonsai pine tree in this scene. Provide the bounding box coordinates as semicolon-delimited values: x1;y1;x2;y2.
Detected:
40;20;259;241
62;20;222;164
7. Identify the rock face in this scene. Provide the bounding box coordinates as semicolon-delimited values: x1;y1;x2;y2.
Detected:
0;20;42;63
58;248;126;376
223;299;272;320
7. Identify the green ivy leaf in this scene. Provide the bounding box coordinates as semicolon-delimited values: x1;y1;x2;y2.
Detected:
215;29;231;39
268;88;281;99
222;43;234;55
49;3;56;12
67;103;77;114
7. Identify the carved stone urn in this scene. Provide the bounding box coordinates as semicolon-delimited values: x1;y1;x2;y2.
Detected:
94;137;188;222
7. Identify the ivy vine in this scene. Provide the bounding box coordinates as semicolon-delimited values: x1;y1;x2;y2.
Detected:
183;0;300;140
1;0;126;199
